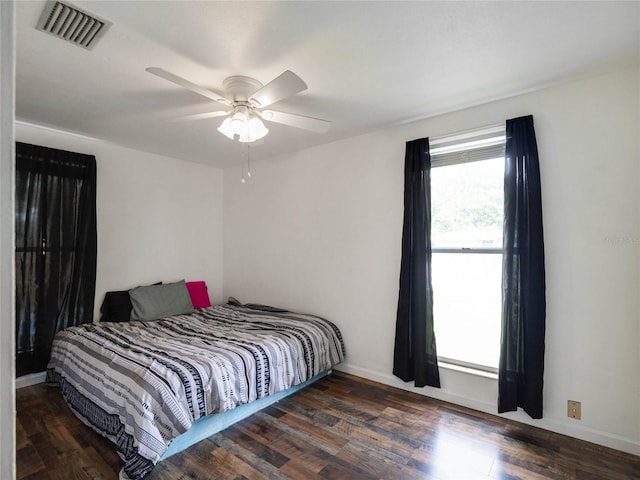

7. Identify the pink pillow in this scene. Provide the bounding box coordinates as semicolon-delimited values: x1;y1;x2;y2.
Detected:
185;281;211;309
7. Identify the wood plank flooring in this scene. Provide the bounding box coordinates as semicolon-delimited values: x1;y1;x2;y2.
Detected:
16;371;640;479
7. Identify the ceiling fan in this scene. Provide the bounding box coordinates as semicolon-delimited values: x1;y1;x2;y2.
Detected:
146;67;331;143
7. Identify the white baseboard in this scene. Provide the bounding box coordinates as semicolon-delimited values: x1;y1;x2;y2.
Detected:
15;371;46;389
334;363;640;457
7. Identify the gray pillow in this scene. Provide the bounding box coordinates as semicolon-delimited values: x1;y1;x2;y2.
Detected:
129;280;194;321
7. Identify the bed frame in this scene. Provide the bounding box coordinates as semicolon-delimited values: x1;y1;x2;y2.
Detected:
161;369;331;459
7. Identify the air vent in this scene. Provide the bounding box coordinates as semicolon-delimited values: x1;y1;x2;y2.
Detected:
36;1;112;50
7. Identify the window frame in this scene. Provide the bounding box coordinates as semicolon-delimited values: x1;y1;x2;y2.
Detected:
429;124;506;375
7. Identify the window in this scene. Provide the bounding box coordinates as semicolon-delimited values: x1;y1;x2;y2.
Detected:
430;126;505;373
15;143;97;376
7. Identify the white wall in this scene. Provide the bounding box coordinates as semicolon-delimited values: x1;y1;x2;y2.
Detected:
0;1;16;478
224;67;640;455
15;122;225;320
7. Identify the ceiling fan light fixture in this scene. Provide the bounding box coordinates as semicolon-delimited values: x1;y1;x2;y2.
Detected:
219;107;269;143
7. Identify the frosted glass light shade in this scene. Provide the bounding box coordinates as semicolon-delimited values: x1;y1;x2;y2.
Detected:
246;116;269;141
217;117;235;140
231;110;248;136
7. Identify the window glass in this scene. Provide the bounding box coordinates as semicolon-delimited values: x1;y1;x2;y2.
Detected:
431;157;504;250
431;156;504;371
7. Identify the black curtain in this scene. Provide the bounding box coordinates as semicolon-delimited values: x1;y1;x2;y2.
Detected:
393;138;440;388
498;115;546;418
15;142;97;377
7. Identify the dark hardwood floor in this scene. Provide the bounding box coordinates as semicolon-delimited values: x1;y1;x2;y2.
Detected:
16;371;640;480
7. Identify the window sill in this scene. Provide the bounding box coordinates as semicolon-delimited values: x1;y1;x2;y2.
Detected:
438;361;498;380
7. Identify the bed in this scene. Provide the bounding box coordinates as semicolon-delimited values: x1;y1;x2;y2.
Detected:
46;299;345;480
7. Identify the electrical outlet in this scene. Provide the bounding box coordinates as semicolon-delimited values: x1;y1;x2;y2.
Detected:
568;400;581;420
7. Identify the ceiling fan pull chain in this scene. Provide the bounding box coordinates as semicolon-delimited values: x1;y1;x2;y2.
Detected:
247;145;251;178
240;142;247;183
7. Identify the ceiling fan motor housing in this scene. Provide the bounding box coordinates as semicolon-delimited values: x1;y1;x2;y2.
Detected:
223;76;264;103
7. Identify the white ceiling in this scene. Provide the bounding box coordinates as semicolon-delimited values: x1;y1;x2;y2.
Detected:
16;1;640;168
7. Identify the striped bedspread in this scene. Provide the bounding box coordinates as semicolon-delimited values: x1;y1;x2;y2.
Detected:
46;303;345;480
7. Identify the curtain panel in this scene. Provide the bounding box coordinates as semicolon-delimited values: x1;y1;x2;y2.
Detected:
498;115;546;418
393;138;441;388
15;142;97;376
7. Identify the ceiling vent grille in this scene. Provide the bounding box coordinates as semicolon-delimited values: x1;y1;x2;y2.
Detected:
36;1;112;50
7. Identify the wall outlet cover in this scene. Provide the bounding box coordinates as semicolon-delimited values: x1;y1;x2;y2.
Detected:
568;400;582;420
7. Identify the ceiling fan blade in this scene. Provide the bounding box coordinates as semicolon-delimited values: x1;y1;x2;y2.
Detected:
146;67;229;104
261;110;331;133
171;110;230;122
249;71;307;108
